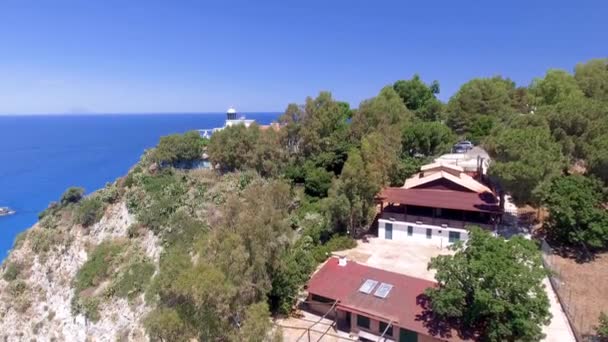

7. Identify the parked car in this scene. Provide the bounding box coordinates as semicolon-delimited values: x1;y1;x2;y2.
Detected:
457;140;474;148
453;140;474;153
453;146;467;153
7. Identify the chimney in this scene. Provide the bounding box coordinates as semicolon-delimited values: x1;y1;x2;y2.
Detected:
338;256;348;267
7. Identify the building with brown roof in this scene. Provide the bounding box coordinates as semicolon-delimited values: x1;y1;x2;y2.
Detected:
305;256;463;342
376;163;502;246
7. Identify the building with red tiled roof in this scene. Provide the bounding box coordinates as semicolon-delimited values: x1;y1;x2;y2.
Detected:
375;163;502;247
305;257;464;342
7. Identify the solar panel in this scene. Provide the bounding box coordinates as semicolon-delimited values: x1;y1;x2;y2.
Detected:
374;283;393;298
359;279;378;294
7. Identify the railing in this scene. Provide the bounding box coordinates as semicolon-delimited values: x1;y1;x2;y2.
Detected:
379;212;493;230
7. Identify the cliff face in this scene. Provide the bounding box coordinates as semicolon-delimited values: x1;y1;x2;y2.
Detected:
0;201;161;342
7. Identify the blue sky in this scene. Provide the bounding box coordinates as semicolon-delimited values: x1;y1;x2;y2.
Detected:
0;0;606;114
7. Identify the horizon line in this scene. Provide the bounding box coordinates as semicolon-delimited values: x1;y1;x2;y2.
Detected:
0;111;285;116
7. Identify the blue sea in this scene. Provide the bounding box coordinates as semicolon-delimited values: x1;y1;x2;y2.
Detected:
0;113;279;260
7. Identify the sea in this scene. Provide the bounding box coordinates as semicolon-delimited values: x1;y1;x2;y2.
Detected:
0;113;279;261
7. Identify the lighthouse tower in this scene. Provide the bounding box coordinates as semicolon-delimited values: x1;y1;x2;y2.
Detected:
227;107;237;120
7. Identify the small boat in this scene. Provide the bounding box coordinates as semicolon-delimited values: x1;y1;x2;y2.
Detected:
0;207;15;217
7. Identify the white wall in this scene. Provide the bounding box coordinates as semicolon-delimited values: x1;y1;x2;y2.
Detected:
378;219;469;247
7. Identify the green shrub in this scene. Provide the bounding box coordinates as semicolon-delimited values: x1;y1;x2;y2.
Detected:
38;202;59;220
60;187;85;205
598;312;608;339
143;308;187;342
8;279;27;297
111;259;155;300
3;262;22;281
100;183;121;204
312;235;356;262
75;197;105;227
39;213;60;229
29;229;64;255
71;295;101;322
74;241;125;292
9;280;31;313
13;231;28;250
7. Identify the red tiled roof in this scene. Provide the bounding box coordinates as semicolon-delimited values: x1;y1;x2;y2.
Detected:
377;188;501;214
307;257;439;337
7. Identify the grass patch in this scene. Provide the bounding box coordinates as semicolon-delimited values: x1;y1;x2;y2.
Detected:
111;259;155;300
3;262;23;282
74;241;125;293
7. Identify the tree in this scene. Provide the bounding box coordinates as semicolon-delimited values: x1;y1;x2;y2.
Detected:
574;58;608;101
446;76;519;135
393;74;443;121
152;131;204;165
597;312;608;341
587;134;608;184
326;149;378;237
351;86;412;141
426;228;551;342
467;115;496;144
401;121;455;157
297;92;352;172
486;127;564;205
361;130;402;187
238;302;273;341
540;175;608;249
208;125;286;177
304;165;333;197
61;187;85;205
530;69;584;107
537;97;606;160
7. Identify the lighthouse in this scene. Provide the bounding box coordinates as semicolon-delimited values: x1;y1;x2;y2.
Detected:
224;106;255;128
227;106;237;120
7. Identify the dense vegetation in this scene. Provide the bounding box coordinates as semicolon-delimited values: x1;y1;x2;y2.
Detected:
123;57;608;340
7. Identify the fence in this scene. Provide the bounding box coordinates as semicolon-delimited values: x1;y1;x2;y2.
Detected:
540;239;596;341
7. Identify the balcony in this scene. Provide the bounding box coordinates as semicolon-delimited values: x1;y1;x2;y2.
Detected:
379;211;494;231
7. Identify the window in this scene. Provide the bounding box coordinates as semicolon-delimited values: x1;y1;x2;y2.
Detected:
449;231;461;243
426;228;432;239
379;321;393;336
357;315;370;329
407;226;413;236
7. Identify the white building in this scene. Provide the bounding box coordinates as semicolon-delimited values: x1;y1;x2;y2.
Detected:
198;107;257;138
376;163;502;247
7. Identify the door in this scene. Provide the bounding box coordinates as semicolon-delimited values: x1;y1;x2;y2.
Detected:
426;228;432;239
345;311;351;329
399;328;418;342
449;231;461;243
385;223;393;240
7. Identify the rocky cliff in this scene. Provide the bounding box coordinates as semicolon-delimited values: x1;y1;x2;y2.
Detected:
0;199;161;341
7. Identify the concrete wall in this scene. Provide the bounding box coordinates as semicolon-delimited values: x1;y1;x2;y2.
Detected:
378;219;469;247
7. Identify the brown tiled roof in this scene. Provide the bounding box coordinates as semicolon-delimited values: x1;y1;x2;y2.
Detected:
307;257;467;341
378;188;501;213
